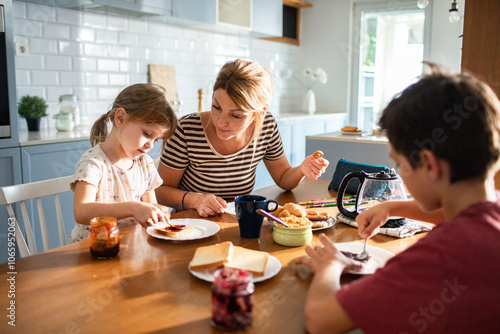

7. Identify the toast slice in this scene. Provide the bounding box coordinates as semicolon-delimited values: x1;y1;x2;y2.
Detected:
189;241;234;271
224;246;269;277
154;225;194;238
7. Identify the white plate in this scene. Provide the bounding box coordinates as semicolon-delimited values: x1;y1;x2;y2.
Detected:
189;254;282;283
335;242;394;275
312;217;336;231
147;219;220;241
224;202;236;215
341;131;362;136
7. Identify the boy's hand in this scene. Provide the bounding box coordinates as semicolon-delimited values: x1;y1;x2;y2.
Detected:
356;204;391;239
295;234;363;274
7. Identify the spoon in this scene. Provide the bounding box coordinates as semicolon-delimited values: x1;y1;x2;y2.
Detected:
256;209;289;227
356;239;369;261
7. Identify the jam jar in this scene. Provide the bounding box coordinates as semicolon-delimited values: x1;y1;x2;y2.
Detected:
89;217;119;259
211;267;254;331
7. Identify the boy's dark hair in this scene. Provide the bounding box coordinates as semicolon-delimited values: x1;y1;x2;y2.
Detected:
379;63;500;183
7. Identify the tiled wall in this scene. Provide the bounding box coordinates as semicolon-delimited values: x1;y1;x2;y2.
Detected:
12;1;303;129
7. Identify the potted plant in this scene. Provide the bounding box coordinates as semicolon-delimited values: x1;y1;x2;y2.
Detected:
18;95;48;131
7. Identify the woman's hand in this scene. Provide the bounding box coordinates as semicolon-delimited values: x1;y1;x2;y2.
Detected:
300;154;329;180
295;234;363;274
187;192;227;218
132;202;170;227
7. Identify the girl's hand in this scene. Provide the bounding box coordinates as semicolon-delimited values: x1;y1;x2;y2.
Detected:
356;203;391;239
191;193;227;217
295;234;363;274
152;203;171;221
299;154;329;180
133;202;170;228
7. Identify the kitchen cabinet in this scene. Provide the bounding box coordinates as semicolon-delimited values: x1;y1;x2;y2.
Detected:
261;0;312;45
171;0;282;37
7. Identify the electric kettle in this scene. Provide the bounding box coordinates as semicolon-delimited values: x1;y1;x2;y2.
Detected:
336;170;409;221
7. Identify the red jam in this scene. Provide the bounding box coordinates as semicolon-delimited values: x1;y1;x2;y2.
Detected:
211;267;254;331
89;217;119;259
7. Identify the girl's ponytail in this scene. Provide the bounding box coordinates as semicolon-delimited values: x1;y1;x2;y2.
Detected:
90;112;111;147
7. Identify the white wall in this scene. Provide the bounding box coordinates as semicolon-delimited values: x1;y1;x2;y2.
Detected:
300;0;465;114
11;1;304;130
11;0;465;129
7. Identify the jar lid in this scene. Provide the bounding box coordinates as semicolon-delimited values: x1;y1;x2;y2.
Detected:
59;94;78;102
53;113;74;119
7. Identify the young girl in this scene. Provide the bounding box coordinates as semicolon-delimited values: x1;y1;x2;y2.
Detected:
70;83;177;243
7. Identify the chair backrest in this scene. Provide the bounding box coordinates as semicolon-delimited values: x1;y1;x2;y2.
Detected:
0;175;74;258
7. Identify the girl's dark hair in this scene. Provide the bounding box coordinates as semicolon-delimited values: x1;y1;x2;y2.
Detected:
90;83;177;149
379;63;500;183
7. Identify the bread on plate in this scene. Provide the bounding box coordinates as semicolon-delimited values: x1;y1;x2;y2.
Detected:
154;225;194;238
189;241;234;271
225;246;269;277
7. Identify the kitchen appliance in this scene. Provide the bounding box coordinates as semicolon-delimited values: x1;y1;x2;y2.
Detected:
0;0;18;146
336;170;409;224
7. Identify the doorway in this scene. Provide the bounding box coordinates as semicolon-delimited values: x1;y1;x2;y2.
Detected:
349;1;431;130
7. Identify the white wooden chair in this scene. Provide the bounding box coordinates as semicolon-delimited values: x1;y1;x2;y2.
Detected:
0;175;74;258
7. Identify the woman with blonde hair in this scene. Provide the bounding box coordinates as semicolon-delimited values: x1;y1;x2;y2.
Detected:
156;59;329;217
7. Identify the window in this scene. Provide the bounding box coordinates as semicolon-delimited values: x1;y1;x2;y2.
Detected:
349;1;431;130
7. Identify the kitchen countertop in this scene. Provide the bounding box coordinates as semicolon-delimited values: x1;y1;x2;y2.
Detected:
307;131;388;144
18;112;346;146
19;126;92;146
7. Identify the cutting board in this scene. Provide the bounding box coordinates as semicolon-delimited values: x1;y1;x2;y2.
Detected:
148;64;178;102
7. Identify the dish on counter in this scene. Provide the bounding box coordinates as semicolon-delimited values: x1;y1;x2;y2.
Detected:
312;217;336;231
147;219;220;241
341;130;362;135
189;254;282;283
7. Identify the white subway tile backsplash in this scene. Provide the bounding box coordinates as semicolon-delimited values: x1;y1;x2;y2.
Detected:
45;55;72;71
72;57;97;71
106;15;128;31
59;41;84;56
31;70;58;86
46;87;73;104
43;22;70;39
118;32;139;46
14;3;303;128
85;73;109;86
98;59;119;72
30;37;57;54
82;12;106;29
107;45;129;59
27;4;55;23
56;8;83;26
84;43;107;57
96;30;118;44
60;71;85;86
71;27;95;42
15;69;30;86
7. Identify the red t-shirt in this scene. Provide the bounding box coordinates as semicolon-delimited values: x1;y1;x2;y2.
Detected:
336;196;500;333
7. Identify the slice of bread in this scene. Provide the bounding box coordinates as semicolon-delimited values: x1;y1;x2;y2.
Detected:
154;226;194;238
224;246;269;277
189;241;234;271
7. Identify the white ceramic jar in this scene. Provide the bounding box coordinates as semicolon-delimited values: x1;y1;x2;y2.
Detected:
58;94;80;128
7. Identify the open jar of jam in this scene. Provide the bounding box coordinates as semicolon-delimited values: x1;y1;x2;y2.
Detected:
211;267;254;331
89;217;119;259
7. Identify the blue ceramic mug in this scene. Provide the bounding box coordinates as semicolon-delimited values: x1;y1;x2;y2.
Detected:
234;195;279;238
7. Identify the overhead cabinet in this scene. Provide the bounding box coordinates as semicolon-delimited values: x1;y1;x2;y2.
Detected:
171;0;282;37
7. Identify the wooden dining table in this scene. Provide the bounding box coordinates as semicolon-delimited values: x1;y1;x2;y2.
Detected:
0;179;429;333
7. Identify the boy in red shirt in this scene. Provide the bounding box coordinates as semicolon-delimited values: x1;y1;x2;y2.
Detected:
296;65;500;333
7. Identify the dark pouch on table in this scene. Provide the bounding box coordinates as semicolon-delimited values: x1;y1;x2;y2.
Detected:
328;158;390;194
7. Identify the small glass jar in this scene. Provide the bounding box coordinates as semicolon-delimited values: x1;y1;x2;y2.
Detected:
211;268;254;331
58;94;80;127
53;113;74;131
89;217;120;259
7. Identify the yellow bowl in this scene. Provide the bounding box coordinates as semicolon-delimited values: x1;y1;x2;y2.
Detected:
272;224;312;247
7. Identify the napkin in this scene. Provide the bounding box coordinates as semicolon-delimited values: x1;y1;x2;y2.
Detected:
335;212;432;238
